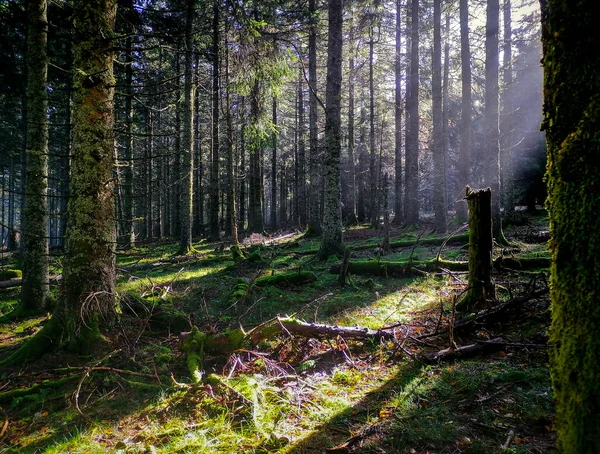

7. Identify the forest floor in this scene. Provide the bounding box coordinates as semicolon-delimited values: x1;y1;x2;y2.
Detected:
0;210;556;454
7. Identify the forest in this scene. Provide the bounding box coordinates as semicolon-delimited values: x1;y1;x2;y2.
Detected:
0;0;599;452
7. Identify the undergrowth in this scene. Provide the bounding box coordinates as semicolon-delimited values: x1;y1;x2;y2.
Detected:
0;212;555;453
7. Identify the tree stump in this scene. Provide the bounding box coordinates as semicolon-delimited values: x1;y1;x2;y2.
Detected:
458;187;495;312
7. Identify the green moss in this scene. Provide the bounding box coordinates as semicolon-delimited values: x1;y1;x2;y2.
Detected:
0;269;22;280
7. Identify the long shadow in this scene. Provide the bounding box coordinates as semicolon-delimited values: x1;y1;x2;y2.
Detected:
274;358;557;454
278;364;423;454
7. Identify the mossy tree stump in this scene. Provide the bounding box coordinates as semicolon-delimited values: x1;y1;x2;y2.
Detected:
458;187;495;312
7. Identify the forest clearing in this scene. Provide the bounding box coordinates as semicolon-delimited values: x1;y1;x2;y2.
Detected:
1;210;555;453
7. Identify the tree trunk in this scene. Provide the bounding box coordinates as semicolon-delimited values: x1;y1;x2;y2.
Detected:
122;35;135;248
318;0;344;259
224;37;239;246
271;96;277;230
209;0;220;242
457;0;472;224
306;0;321;237
392;0;403;226
432;0;446;234
179;0;195;254
344;13;358;226
247;82;264;233
541;0;600;450
484;0;505;243
297;65;307;227
368;27;378;227
501;0;515;219
20;0;50;314
37;0;117;357
404;0;419;226
458;187;495;312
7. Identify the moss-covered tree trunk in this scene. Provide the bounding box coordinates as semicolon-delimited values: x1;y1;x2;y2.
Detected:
541;1;600;451
459;187;495;312
20;0;50;314
318;0;344;259
58;0;118;351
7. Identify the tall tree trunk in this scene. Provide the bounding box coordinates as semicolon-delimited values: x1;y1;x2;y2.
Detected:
541;1;600;450
239;119;246;232
271;96;277;230
122;35;135;248
21;0;49;313
224;37;239;246
344;14;358;226
501;0;515;218
297;65;307;227
392;0;403;226
172;40;181;239
357;101;367;222
146;108;153;239
307;0;321;236
247;83;264;233
318;0;344;258
404;0;419;225
209;0;220;241
193;54;203;237
59;0;117;351
432;0;446;234
485;0;505;242
442;12;450;219
179;0;195;254
368;27;378;227
458;0;472;224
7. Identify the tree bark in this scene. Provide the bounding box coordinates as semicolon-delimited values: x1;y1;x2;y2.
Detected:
484;0;505;243
209;0;221;242
179;0;195;254
306;0;321;237
21;0;50;314
318;0;344;258
541;0;600;450
501;0;515;219
404;0;419;226
392;0;403;226
432;0;446;234
457;0;472;224
458;187;495;312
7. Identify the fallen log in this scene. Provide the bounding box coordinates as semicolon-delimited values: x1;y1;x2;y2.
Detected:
422;337;505;363
0;274;61;289
329;258;468;277
328;256;550;278
351;232;470;252
178;317;396;382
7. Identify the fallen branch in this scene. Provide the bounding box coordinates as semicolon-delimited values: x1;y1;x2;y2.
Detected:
416;287;550;340
422;337;505;363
